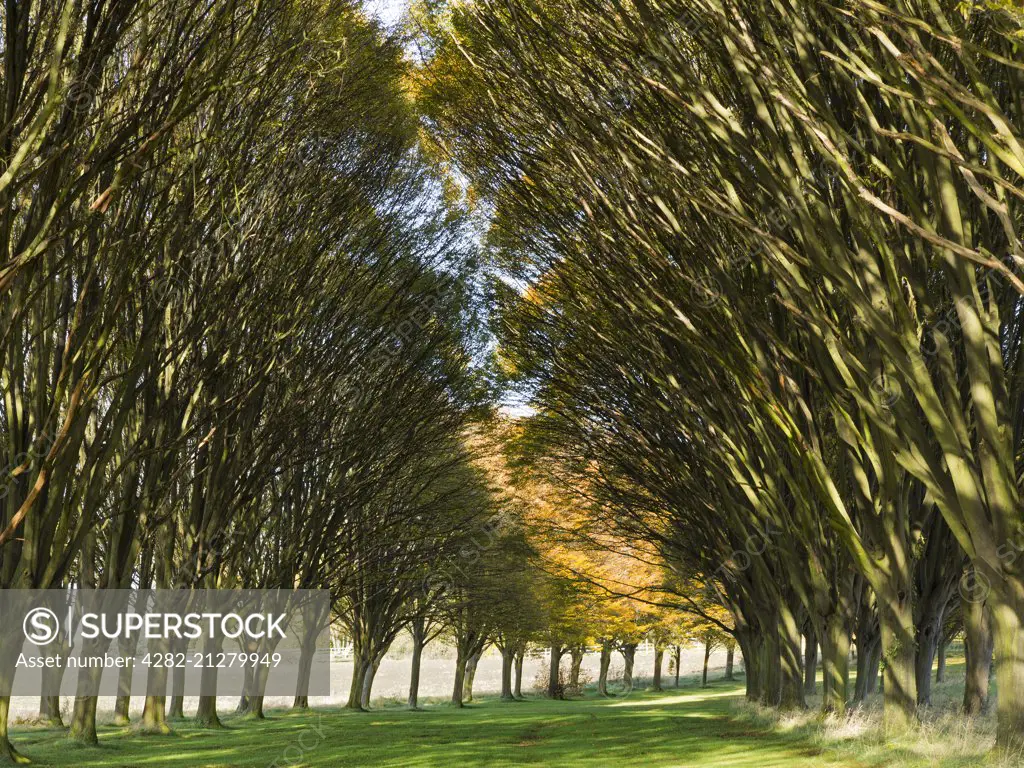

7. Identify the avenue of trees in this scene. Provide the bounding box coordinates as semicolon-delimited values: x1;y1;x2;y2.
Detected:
417;0;1024;756
0;0;499;760
0;1;719;764
5;0;1024;763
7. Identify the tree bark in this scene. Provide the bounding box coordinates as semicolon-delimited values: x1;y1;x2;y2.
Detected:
347;654;369;711
569;647;584;694
0;695;26;764
463;651;481;703
598;640;612;696
758;627;782;706
778;601;806;709
142;696;169;733
991;595;1024;752
621;643;637;694
112;629;142;726
513;648;524;699
169;636;187;718
821;614;850;714
802;631;816;695
113;694;130;727
878;589;917;736
39;694;62;728
738;631;762;702
853;632;880;704
651;646;664;691
451;648;467;707
963;590;993;715
194;695;222;728
238;664;254;714
194;626;224;727
547;643;563;699
293;619;319;710
359;655;381;710
914;604;943;706
500;646;515;701
702;639;711;688
69;696;99;745
409;641;425;709
725;642;735;682
866;641;881;694
673;645;681;687
169;694;184;720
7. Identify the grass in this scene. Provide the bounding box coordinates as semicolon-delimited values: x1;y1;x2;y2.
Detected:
731;658;1022;768
3;666;1011;767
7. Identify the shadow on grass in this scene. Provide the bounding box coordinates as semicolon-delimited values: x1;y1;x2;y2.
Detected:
2;679;900;767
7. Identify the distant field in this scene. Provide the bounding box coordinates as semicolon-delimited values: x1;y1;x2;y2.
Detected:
6;644;730;720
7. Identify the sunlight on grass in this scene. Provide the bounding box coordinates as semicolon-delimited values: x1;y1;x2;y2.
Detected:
605;687;737;707
4;674;997;768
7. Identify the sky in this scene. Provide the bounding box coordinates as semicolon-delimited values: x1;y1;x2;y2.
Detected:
359;0;536;421
365;0;406;27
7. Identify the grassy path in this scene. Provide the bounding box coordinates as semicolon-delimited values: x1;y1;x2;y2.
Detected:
9;681;870;767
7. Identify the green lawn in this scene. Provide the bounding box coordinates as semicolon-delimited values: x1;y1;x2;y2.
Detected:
0;681;922;767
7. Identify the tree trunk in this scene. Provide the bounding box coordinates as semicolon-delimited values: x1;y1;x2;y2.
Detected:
778;602;806;709
194;628;224;728
866;641;881;694
39;694;63;728
142;696;169;733
569;647;584;694
409;641;425;709
802;631;816;695
991;595;1024;753
451;648;467;707
113;694;130;727
725;642;735;682
247;657;277;720
935;639;947;683
674;645;681;687
500;646;515;701
853;633;880;704
291;635;315;708
621;643;637;694
463;651;481;703
914;606;943;706
514;648;525;699
69;696;99;745
347;654;369;711
169;642;187;718
963;590;993;715
738;632;762;702
251;696;266;720
821;614;850;714
359;655;381;710
237;665;254;714
194;695;222;728
652;646;664;691
758;627;782;706
0;695;26;764
169;694;184;720
702;639;711;688
112;629;142;726
141;622;172;732
878;589;917;736
547;643;562;699
598;640;612;696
